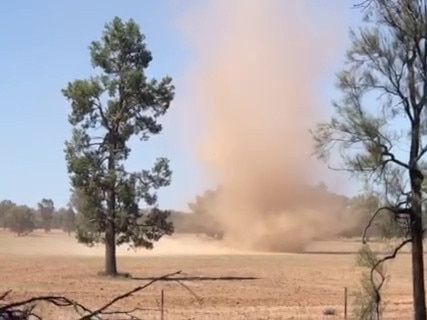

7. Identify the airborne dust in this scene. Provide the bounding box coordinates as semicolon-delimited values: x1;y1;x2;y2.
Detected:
179;0;353;253
1;1;356;258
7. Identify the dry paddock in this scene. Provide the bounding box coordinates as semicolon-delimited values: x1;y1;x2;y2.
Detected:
0;230;420;319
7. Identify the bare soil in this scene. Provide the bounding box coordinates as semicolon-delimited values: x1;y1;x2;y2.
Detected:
0;230;418;319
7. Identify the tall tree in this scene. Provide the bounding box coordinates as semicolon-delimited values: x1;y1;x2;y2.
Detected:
55;207;76;235
0;200;16;229
313;1;427;318
6;205;35;236
62;17;175;276
62;207;76;235
37;198;55;232
188;188;224;239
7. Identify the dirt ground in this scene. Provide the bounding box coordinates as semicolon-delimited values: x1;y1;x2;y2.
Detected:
0;230;418;319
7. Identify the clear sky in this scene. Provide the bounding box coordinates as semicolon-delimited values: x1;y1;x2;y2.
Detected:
0;1;363;210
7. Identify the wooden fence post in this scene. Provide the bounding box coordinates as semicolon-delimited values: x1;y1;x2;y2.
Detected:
344;287;348;320
160;289;165;320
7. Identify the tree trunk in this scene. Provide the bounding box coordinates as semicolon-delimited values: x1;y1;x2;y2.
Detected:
105;138;118;276
410;163;426;319
408;90;427;317
105;218;117;276
411;205;426;320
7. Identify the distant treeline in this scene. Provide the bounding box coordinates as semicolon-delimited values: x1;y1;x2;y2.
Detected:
178;184;409;240
0;184;409;239
0;199;75;236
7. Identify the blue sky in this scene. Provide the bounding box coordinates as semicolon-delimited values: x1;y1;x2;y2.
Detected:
0;1;363;210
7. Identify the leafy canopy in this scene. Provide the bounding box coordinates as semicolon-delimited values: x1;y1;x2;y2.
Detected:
62;17;175;249
38;198;55;232
313;0;427;211
312;1;427;317
7;205;36;236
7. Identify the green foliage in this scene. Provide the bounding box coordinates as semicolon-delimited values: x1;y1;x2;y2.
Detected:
353;245;387;320
312;1;427;316
345;193;406;239
353;273;384;320
37;198;55;232
341;194;379;238
356;245;381;269
376;213;406;239
167;211;198;233
69;188;103;245
62;17;175;253
6;205;36;236
188;184;350;239
61;207;76;234
0;200;16;229
187;187;224;238
311;0;427;201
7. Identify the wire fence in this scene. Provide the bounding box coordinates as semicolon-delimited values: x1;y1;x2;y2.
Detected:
1;279;414;320
124;287;411;320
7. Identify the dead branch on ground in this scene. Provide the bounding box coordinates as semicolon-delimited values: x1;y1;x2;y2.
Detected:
0;271;184;320
0;269;255;319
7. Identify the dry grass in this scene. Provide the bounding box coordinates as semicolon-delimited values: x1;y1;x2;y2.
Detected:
0;230;419;319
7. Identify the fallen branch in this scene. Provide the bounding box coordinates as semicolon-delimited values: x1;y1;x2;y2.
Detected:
0;271;183;320
80;271;182;319
0;269;255;319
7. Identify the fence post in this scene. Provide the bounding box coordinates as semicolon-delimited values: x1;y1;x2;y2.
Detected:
160;289;165;320
344;286;348;320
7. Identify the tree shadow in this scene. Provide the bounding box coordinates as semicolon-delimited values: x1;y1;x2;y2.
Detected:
130;275;259;281
301;251;411;255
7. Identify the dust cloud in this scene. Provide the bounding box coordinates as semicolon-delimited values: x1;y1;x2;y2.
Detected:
179;0;351;252
0;230;243;257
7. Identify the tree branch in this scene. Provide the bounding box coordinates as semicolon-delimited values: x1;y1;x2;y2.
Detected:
353;0;373;10
81;271;182;319
0;271;185;320
369;237;412;318
362;203;411;243
94;97;111;132
416;145;427;162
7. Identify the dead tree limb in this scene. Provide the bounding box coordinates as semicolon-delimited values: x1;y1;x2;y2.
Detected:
0;271;183;320
80;271;182;319
0;269;256;319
